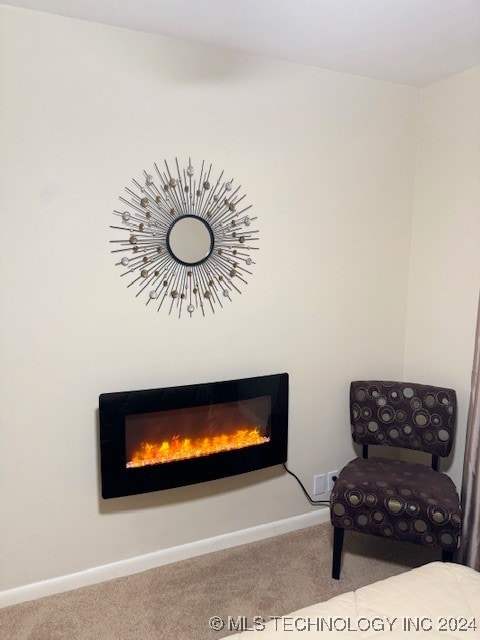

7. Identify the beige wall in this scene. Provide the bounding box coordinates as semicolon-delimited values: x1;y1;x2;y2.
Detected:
0;7;420;590
404;66;480;488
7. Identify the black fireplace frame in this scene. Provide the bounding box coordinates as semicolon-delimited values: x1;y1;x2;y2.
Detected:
99;373;288;499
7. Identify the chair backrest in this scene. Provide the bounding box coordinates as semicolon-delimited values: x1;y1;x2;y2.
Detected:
350;381;456;457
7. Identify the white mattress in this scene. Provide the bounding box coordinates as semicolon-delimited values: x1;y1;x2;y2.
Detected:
227;562;480;638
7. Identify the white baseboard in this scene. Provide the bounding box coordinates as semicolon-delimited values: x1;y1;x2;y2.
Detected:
0;509;329;608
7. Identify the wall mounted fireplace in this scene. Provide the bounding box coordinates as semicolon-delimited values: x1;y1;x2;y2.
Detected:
99;373;288;498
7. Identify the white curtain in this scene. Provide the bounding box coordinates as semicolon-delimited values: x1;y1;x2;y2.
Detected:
459;296;480;570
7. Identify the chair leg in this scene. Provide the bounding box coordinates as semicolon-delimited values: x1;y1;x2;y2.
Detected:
442;550;454;563
332;527;345;580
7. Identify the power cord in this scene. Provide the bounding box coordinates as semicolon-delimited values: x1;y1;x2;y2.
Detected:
282;462;334;506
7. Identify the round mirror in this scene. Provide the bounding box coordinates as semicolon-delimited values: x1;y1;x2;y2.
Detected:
166;215;214;265
111;158;259;318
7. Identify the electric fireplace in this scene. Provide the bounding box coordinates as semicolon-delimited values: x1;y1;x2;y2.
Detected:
99;373;288;498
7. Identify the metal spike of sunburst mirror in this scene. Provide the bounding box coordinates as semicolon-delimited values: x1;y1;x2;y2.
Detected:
110;158;259;318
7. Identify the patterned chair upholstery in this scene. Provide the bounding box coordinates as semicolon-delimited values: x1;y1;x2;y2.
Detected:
330;381;461;579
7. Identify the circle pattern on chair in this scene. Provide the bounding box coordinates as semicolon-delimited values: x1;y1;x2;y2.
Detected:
349;381;456;456
330;456;461;552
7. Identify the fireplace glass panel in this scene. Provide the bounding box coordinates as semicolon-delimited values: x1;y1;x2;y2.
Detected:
125;396;271;468
99;373;288;498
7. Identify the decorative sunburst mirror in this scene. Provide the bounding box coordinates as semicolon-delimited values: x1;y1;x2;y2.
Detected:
110;158;258;318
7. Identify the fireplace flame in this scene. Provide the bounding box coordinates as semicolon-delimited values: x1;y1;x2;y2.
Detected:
127;427;270;468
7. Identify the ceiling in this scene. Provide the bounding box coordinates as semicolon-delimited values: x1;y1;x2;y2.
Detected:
2;0;480;87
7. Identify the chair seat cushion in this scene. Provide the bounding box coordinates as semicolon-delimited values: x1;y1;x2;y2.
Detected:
330;457;461;551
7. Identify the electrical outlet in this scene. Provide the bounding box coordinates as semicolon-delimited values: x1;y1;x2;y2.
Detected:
327;470;339;492
313;473;326;495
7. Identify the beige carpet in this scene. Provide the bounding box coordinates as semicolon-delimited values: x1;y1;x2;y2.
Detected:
0;522;439;640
